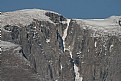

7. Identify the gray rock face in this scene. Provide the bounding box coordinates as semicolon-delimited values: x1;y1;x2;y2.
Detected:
0;9;121;81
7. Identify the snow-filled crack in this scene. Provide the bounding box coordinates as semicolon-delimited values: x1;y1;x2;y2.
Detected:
74;64;83;81
62;19;71;52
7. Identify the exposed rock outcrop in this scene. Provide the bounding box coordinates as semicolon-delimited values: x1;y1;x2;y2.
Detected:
0;9;121;81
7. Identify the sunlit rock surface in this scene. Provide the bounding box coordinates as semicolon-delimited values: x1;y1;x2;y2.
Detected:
0;9;121;81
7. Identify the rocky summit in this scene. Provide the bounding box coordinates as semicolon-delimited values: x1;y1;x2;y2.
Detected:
0;9;121;81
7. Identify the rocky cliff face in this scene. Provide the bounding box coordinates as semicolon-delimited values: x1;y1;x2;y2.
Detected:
0;9;121;81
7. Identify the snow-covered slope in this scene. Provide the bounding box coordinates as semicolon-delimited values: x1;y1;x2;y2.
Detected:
0;9;60;26
76;16;120;26
75;16;121;37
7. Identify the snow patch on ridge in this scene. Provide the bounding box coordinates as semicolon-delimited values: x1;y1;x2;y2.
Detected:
0;9;58;26
75;16;121;37
76;16;121;27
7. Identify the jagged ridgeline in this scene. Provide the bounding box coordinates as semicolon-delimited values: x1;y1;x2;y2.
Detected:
0;9;121;81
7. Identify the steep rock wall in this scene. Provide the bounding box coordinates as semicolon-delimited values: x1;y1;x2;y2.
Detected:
1;9;121;81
